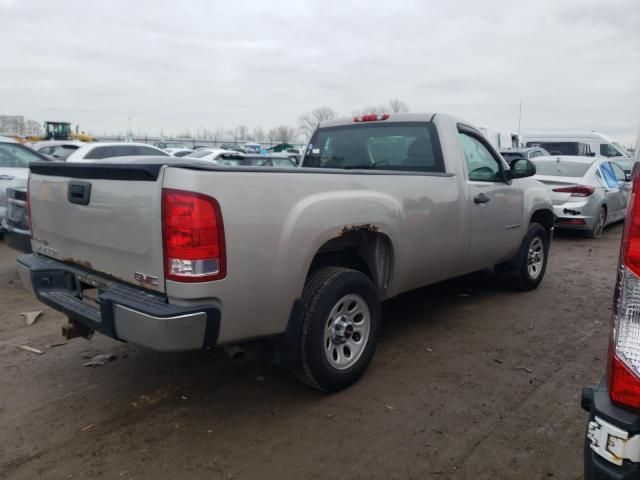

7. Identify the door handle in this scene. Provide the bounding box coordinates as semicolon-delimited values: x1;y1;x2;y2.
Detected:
474;193;491;204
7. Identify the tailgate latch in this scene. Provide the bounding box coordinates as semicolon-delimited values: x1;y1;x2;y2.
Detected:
68;181;92;205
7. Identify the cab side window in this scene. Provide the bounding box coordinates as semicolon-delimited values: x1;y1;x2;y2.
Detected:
458;131;503;182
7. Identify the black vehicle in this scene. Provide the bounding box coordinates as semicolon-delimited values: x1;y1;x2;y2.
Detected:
582;165;640;479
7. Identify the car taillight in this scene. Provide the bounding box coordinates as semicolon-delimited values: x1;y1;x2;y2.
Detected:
609;170;640;409
353;113;390;122
162;189;226;283
551;185;595;197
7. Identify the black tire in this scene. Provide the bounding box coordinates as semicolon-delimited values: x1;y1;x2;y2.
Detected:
506;223;549;291
295;267;380;392
587;206;606;239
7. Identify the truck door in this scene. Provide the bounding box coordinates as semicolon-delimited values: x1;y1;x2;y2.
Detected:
458;126;524;272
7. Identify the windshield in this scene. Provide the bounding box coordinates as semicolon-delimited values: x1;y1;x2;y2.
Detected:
532;159;592;177
613;142;630;156
0;142;47;167
303;122;444;172
612;158;633;172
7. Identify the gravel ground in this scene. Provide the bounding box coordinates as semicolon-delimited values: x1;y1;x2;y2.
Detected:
0;224;623;480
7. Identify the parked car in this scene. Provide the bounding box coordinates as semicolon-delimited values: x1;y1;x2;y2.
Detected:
0;138;51;228
31;140;86;160
165;148;194;157
1;186;30;252
154;141;189;150
581;139;640;479
215;153;297;167
219;143;246;153
185;148;236;162
500;147;550;162
65;142;169;162
19;112;554;392
531;155;629;238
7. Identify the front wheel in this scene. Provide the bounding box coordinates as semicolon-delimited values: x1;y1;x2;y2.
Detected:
508;223;549;291
295;267;380;392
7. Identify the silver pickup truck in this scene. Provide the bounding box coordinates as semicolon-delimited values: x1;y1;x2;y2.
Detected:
18;113;553;391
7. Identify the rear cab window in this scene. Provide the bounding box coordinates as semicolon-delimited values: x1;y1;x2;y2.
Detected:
303;122;445;173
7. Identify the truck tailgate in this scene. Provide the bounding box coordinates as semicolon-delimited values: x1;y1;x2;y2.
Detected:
28;163;166;292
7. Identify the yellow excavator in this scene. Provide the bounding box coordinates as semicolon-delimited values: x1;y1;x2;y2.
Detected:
24;121;96;143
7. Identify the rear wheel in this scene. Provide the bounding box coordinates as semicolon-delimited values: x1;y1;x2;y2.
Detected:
295;267;380;392
587;207;606;239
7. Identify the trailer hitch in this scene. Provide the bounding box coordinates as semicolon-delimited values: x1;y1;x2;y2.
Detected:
62;320;94;340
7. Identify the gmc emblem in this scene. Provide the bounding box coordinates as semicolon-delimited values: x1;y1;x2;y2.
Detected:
134;272;159;286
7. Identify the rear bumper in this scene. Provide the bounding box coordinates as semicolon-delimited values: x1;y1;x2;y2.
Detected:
553;204;597;230
582;380;640;479
17;254;220;352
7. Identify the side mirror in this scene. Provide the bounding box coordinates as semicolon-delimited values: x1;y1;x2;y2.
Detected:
509;158;536;179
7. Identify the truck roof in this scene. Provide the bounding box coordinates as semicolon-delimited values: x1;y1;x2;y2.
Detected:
319;112;437;128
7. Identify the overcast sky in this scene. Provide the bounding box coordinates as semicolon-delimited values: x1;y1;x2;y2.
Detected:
1;0;638;143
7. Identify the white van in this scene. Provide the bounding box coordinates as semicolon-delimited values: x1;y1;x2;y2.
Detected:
523;131;633;172
479;126;519;150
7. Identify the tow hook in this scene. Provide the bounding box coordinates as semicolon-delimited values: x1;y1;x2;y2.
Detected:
62;320;94;340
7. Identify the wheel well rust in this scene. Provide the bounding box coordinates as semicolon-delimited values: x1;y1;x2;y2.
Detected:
307;226;392;294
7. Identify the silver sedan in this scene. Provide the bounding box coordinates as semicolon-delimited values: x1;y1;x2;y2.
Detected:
531;155;630;238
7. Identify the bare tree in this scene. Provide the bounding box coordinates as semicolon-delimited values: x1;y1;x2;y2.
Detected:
252;127;266;143
235;125;249;142
24;119;42;135
270;125;297;144
388;99;410;113
298;107;337;139
354;105;387;116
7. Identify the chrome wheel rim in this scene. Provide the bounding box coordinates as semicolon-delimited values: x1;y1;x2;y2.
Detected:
527;236;544;280
323;294;371;370
594;210;605;237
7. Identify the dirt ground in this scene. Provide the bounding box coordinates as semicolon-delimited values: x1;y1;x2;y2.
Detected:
0;224;623;480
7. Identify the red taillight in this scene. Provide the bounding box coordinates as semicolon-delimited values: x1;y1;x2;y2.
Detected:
551;185;595;197
557;218;586;225
609;169;640;409
162;189;226;283
353;113;390;122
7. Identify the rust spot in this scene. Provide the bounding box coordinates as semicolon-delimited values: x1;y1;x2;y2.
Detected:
341;224;379;235
62;258;94;270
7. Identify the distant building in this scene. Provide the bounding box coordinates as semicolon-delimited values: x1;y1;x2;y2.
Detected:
0;115;24;135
